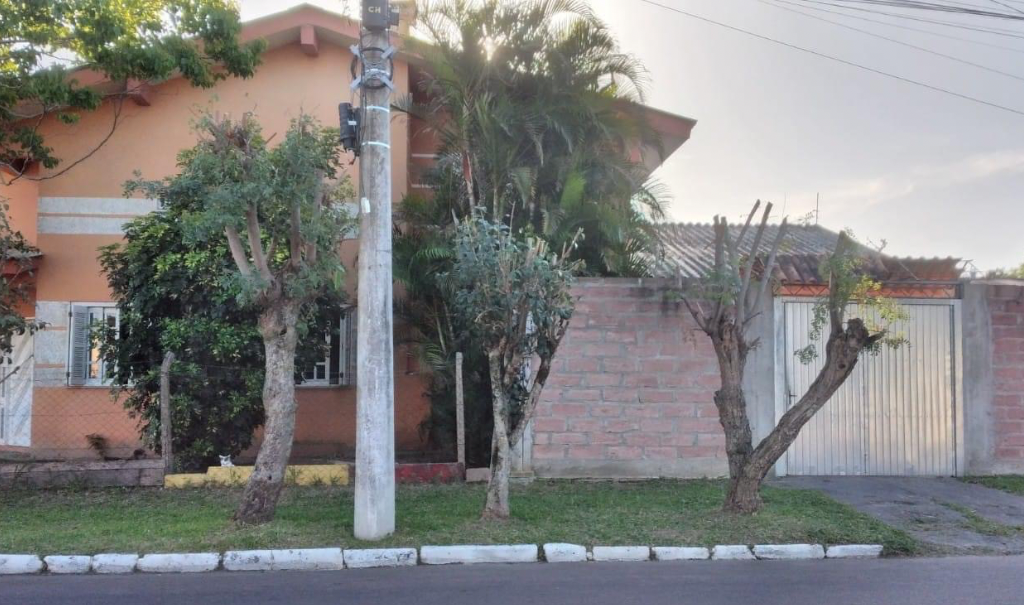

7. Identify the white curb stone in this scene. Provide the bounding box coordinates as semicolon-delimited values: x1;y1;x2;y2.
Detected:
826;544;883;559
652;547;710;561
753;544;825;560
542;543;587;563
420;545;538;565
0;555;44;575
344;548;417;569
269;548;345;571
91;554;139;574
137;553;221;573
43;556;92;574
223;550;274;572
711;545;755;560
591;546;650;562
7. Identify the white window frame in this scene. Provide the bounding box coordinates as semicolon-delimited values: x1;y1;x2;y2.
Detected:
297;312;353;388
299;328;334;387
68;303;120;387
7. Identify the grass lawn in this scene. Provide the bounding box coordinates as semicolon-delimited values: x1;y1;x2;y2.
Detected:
0;480;918;556
962;476;1024;497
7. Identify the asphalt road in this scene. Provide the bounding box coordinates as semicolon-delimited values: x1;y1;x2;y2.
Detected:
4;556;1024;605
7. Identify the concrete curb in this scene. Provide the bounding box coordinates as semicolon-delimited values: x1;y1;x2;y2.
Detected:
137;553;221;573
91;554;139;574
0;543;884;575
753;544;825;560
652;546;709;561
420;544;538;565
543;543;588;563
43;555;92;574
223;548;344;572
711;545;756;560
826;544;885;559
344;548;417;569
0;555;44;575
591;546;650;562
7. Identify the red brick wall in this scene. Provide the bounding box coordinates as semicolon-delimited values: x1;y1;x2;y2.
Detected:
988;284;1024;463
531;278;728;478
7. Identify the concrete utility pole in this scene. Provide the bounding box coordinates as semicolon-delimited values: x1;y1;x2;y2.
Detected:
353;0;397;540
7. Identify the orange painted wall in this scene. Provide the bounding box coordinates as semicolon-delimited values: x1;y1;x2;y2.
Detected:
33;43;410;204
35;234;123;301
4;176;38;245
6;38;432;459
29;388;140;460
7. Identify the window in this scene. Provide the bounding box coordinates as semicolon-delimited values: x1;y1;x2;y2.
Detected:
68;305;119;386
297;309;357;387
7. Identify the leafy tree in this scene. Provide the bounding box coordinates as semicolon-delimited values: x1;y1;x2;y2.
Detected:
445;215;580;519
986;263;1024;279
395;193;494;466
682;201;907;513
399;0;665;458
0;0;264;179
408;0;664;261
130;112;352;525
99;190;342;472
0;201;41;354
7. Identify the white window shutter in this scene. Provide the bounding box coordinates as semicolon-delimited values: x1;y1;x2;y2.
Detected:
342;308;357;387
68;306;90;386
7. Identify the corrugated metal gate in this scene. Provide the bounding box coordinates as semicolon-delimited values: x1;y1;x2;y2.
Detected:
778;299;963;476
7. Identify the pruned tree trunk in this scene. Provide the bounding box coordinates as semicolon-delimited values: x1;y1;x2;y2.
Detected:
683;203;889;514
235;300;300;525
483;350;512;519
717;317;878;513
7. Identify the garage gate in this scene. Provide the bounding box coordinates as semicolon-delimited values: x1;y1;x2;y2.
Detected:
777;299;963;477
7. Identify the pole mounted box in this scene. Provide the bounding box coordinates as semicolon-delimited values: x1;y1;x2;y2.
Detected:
362;0;399;31
339;102;362;156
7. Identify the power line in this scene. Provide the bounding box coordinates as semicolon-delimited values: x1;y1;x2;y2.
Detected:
796;0;1024;38
989;0;1024;15
761;0;1024;81
637;0;1024;118
775;0;1024;54
831;0;1024;20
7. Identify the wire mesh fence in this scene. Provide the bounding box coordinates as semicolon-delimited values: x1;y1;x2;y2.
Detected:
0;373;149;463
0;356;440;469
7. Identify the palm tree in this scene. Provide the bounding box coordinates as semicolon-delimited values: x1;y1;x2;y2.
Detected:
397;0;671;464
406;0;668;272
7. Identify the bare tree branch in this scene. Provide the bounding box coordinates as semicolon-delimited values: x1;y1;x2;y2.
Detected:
732;200;761;259
246;207;272;282
304;170;325;264
224;225;254;278
748;217;788;325
737;202;772;327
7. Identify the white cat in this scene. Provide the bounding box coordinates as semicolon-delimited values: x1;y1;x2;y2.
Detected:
219;455;234;467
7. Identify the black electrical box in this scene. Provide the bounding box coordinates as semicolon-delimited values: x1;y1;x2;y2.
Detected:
339;102;361;156
362;0;392;31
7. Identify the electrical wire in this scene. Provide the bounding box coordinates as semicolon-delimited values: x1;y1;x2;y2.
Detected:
794;0;1024;37
772;0;1024;54
828;0;1024;20
988;0;1024;16
760;0;1024;81
637;0;1024;118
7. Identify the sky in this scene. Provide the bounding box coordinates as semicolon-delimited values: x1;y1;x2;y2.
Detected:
241;0;1024;272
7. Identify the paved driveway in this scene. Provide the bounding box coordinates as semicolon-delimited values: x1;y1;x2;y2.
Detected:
776;476;1024;554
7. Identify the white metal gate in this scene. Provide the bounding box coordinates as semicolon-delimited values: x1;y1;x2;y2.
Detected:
778;299;962;476
0;331;33;446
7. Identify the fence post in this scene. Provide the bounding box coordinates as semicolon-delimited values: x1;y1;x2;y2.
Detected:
455;351;465;468
159;351;175;474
